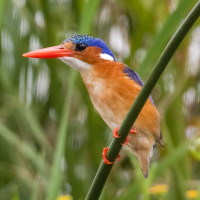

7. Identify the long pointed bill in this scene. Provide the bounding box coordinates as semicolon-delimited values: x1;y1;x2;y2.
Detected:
23;45;75;58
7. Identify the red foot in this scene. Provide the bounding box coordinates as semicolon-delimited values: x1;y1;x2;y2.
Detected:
113;127;137;145
113;127;120;138
130;129;137;134
103;147;120;165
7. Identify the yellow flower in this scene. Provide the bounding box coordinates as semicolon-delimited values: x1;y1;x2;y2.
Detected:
149;184;199;199
186;190;199;199
57;195;73;200
149;184;168;194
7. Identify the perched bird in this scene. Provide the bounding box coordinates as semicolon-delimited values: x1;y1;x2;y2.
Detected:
23;34;163;178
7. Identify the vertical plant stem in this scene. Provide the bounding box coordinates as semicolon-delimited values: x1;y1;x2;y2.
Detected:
46;0;100;199
85;2;200;200
46;72;76;200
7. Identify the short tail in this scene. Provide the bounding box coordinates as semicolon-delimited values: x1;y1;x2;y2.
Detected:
137;149;152;178
128;133;161;178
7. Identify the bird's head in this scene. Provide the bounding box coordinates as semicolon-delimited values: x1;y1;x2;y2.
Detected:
23;35;115;72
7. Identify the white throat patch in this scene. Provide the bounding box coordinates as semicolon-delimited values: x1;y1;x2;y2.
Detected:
100;53;114;61
58;56;91;72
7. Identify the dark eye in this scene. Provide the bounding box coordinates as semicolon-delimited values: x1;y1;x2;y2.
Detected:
75;43;87;51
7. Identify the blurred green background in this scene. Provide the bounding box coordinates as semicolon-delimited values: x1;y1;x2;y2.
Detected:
0;0;200;200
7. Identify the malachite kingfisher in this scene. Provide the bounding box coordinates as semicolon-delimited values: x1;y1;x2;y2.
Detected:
23;34;163;178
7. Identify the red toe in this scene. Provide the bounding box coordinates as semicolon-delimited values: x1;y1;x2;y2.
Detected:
112;128;136;146
113;127;120;138
103;148;120;165
130;129;137;134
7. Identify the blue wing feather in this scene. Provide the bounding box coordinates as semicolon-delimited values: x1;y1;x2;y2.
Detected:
123;65;155;105
124;65;144;87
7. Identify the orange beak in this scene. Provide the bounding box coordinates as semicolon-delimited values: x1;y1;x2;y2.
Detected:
23;45;75;58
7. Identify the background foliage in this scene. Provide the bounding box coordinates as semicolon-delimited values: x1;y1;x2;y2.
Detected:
0;0;199;200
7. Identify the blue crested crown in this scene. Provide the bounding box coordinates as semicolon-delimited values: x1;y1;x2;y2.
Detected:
63;35;115;61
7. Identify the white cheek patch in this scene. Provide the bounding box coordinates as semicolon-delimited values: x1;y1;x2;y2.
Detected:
58;56;91;72
100;53;114;61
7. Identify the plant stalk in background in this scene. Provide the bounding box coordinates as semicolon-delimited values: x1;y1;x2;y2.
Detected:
46;0;100;200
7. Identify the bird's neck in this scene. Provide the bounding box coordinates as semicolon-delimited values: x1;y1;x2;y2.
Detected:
80;61;124;88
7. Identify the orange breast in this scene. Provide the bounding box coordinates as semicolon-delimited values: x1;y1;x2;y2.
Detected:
80;61;160;139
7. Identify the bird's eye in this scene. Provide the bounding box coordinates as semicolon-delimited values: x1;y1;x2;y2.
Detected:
75;43;87;51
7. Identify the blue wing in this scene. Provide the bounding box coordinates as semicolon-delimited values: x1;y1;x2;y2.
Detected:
124;65;144;87
123;65;155;105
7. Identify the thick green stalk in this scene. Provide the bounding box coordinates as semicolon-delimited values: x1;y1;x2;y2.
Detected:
85;2;200;200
